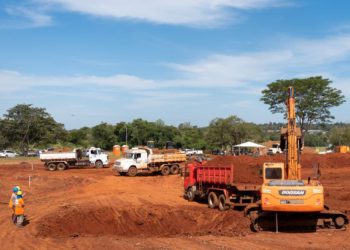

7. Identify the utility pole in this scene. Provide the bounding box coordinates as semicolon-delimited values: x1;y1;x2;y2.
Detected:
125;125;128;146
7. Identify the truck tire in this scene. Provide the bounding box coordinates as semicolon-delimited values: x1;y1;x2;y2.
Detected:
57;162;67;171
127;166;137;177
47;163;57;171
208;192;219;209
218;194;227;211
95;160;103;168
186;188;195;201
161;165;170;175
170;164;180;175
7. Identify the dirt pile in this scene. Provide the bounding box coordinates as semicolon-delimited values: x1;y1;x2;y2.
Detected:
300;153;350;169
36;204;249;238
204;154;284;184
204;153;350;184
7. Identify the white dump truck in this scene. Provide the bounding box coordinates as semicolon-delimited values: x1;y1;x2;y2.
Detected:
40;147;109;171
112;147;186;176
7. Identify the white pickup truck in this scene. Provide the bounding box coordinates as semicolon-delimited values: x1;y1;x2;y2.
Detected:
112;147;186;176
267;144;283;155
40;147;109;171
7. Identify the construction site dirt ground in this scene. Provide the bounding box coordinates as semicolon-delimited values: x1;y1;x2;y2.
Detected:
0;153;349;250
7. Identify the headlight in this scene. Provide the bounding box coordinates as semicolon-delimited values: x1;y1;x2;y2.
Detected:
262;188;271;194
313;188;323;194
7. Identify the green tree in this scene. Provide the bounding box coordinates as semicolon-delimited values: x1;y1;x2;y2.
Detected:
175;123;207;149
1;104;66;153
68;127;92;147
329;126;350;146
91;123;117;149
114;122;128;145
207;116;263;152
261;76;345;132
303;133;328;147
0;120;10;149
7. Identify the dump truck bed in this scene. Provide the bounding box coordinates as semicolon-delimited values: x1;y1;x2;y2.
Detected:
149;153;186;164
40;152;77;161
196;165;260;191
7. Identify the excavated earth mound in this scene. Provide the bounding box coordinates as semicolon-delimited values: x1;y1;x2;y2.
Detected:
36;204;250;238
204;153;350;185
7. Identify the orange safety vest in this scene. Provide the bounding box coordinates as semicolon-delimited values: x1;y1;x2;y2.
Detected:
14;198;24;215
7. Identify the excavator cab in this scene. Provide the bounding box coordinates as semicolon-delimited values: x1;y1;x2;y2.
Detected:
263;162;284;183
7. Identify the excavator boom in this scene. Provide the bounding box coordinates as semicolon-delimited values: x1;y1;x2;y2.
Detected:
285;87;301;180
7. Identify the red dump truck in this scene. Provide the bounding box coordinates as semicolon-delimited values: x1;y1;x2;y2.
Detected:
184;160;261;210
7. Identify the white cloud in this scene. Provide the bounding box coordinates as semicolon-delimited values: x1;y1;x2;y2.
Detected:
0;70;156;94
37;0;289;27
291;34;350;66
2;32;350;98
164;33;350;91
1;6;52;29
168;50;293;87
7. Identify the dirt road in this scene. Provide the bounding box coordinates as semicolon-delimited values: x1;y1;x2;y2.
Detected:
0;154;349;249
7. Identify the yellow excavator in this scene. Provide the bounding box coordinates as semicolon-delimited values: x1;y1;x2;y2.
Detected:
246;87;348;231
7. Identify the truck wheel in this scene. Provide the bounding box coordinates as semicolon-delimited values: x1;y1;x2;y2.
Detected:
186;188;195;201
57;163;67;171
218;194;227;211
251;217;262;232
47;163;57;171
95;160;103;168
208;192;219;209
127;167;137;177
170;164;179;175
161;165;170;175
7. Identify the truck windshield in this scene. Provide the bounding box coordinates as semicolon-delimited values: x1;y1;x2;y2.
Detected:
90;149;101;155
125;153;133;159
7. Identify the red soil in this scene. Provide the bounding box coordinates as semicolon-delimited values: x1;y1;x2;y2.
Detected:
0;153;348;249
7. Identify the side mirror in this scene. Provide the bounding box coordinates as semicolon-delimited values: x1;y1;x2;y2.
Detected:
258;168;263;177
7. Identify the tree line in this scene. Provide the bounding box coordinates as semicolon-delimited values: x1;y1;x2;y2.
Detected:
1;105;349;152
0;76;347;152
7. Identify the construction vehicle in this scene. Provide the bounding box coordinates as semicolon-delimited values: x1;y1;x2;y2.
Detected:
40;147;109;171
112;147;186;176
184;159;260;210
267;144;283;155
245;87;348;231
335;145;350;153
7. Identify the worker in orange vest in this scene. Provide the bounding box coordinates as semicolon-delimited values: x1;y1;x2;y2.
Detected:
9;186;21;221
9;190;25;227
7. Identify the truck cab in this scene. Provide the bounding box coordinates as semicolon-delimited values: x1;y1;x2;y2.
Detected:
87;147;109;166
261;162;324;212
113;148;150;174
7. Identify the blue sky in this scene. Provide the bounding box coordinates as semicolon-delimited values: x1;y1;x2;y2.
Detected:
1;0;350;129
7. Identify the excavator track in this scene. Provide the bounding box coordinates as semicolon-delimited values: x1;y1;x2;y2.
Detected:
248;209;349;232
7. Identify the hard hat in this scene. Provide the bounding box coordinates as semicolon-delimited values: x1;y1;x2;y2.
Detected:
17;190;23;196
13;186;19;193
16;186;21;190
